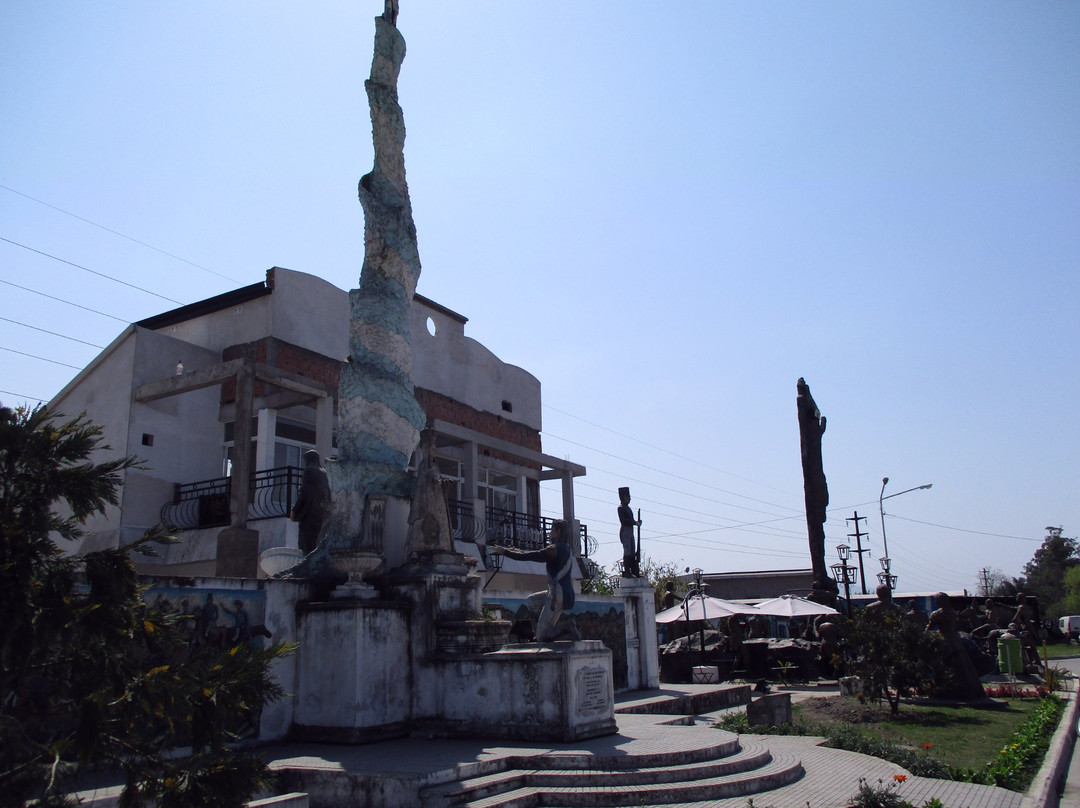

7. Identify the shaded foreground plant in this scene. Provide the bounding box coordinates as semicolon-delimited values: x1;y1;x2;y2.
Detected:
849;777;947;808
0;405;295;808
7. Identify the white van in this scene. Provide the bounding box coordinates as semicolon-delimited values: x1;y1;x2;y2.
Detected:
1059;615;1080;641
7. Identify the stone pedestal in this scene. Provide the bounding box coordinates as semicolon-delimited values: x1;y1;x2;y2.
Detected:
618;575;660;689
414;640;617;742
292;599;411;743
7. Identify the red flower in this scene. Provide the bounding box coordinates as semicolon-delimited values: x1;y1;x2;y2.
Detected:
894;775;908;783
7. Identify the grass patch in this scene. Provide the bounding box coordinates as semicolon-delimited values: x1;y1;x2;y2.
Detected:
1039;642;1080;660
719;694;1060;790
796;698;1040;772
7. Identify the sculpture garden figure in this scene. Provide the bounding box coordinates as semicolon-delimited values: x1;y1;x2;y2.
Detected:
796;378;833;596
290;450;331;555
927;592;985;699
863;584;897;617
617;487;642;577
492;520;582;642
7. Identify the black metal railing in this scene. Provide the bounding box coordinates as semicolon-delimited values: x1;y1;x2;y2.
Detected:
447;499;487;542
160;466;302;530
482;505;588;555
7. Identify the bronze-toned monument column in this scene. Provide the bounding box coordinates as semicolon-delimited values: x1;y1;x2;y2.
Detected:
796;378;836;599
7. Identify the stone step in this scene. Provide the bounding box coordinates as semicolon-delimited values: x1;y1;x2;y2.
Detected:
421;743;803;803
426;740;771;805
420;734;741;807
460;751;803;808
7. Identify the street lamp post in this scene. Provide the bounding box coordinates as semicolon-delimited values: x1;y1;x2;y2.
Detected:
878;477;933;593
830;544;858;618
684;567;708;666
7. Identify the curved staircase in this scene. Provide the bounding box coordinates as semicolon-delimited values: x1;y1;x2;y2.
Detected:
419;732;804;807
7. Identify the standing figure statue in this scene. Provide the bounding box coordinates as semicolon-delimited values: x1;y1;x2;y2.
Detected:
796;378;833;595
617;487;642;577
291;450;331;555
492;520;582;642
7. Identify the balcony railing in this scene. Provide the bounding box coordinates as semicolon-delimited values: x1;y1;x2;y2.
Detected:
160;476;591;559
474;503;589;556
161;466;302;530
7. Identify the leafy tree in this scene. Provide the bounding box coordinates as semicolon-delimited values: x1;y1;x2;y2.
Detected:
0;405;293;808
847;605;941;715
642;557;685;612
1056;566;1080;619
977;567;1019;598
1021;526;1078;618
579;559;617;595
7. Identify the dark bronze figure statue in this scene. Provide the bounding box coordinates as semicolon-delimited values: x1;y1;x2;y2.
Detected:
617;487;641;577
290;450;331;555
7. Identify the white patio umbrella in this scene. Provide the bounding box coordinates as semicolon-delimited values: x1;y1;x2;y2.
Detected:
655;595;748;623
751;594;838;618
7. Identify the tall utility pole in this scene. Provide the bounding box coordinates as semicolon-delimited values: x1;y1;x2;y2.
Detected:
980;567;992;598
846;511;870;595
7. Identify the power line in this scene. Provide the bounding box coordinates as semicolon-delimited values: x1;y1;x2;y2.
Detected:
889;514;1042;543
0;183;241;283
0;278;129;322
0;236;181;304
545;432;802;515
0;316;104;348
0;389;47;404
544;403;793;495
0;345;82;369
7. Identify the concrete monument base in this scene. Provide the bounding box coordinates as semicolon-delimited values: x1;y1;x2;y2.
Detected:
414;640;617;742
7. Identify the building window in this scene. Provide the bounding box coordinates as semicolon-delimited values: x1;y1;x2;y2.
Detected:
479;468;518;513
435;455;463;502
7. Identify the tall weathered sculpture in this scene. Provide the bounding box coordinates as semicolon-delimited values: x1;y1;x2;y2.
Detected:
284;0;425;590
796;377;835;599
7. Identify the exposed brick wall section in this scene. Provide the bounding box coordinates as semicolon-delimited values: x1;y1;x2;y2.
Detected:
215;341;540;469
220;338;341;409
415;388;542;470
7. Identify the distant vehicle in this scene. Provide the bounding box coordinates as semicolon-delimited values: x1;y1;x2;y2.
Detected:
1059;615;1080;642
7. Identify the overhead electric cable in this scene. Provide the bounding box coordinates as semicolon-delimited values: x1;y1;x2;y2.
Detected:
0;316;103;348
544;403;793;494
0;279;128;322
0;389;46;404
0;236;182;304
548;436;803;512
0;345;81;369
890;514;1042;542
0;183;241;282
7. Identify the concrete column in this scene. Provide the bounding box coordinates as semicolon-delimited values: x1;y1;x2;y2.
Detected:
230;363;255;529
561;471;579;554
255;408;276;471
462;440;478;501
315;395;334;460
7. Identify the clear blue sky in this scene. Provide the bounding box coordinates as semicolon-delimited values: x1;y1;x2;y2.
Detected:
2;2;1078;594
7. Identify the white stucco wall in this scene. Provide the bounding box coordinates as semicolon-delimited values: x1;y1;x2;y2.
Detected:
410;298;541;431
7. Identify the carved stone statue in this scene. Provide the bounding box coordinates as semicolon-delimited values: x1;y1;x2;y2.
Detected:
796;378;833;595
290;450;331;555
405;428;454;558
492;520;581;642
617;487;641;577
